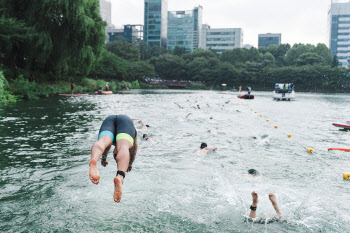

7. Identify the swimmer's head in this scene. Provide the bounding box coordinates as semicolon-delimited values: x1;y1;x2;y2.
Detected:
210;117;213;120
146;125;150;128
248;169;260;176
143;134;148;139
200;143;207;149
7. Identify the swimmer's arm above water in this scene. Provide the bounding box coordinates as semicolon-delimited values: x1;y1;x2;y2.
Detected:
206;147;218;151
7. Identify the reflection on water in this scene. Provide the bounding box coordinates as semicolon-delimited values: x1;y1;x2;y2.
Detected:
0;90;350;232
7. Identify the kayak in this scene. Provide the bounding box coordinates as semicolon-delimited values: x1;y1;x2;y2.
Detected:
238;94;254;99
59;94;89;97
95;91;113;95
332;123;350;129
328;148;350;152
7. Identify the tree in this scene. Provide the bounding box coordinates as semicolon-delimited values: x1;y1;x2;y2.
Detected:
106;37;140;61
331;55;340;68
295;52;324;66
0;0;106;76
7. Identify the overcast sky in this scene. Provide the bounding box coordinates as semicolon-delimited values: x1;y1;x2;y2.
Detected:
111;0;332;47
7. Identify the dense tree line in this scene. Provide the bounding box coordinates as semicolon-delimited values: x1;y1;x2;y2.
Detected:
0;1;349;93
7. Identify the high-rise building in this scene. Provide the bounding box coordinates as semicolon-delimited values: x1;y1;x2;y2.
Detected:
167;6;203;52
99;0;112;28
329;0;350;67
258;33;281;48
107;25;143;43
144;0;168;48
200;25;243;53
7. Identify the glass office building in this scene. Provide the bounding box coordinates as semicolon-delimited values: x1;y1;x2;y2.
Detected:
200;25;243;53
258;33;281;48
144;0;168;48
167;6;203;52
329;1;350;67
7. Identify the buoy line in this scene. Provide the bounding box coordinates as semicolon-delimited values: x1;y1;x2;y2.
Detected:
232;94;349;180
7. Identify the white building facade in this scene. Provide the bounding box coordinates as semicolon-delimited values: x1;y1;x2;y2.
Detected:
200;25;243;53
99;0;113;28
329;1;350;67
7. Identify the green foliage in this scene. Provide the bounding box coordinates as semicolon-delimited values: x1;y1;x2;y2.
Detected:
131;80;140;89
0;0;106;76
187;82;208;90
0;71;17;104
106;38;140;61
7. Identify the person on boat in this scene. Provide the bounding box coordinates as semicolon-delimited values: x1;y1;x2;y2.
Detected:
197;143;218;155
89;115;138;203
98;87;103;95
247;86;252;95
71;82;75;95
239;86;242;92
248;191;282;223
290;82;294;89
105;82;109;91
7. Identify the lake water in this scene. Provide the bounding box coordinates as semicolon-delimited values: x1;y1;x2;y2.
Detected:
1;90;350;232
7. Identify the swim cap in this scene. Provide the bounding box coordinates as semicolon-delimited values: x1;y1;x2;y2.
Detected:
248;169;259;175
146;125;150;128
200;143;207;149
143;134;148;138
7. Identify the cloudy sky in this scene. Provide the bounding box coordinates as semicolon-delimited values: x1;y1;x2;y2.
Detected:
111;0;332;47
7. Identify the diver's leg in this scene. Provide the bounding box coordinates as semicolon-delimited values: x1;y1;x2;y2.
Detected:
113;139;131;203
269;193;282;220
249;191;259;218
89;136;112;184
101;145;111;167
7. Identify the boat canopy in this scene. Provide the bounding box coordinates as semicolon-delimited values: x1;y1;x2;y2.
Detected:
275;83;292;89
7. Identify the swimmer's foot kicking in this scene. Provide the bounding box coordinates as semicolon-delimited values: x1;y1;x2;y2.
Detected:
269;193;282;220
249;191;282;221
249;191;259;219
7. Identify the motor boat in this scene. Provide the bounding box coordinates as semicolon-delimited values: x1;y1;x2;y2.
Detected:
272;83;295;100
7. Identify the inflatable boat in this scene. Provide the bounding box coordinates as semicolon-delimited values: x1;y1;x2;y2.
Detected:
237;94;254;99
59;93;88;97
332;123;350;129
95;91;113;95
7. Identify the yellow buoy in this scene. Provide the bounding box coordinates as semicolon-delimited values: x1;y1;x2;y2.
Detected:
343;173;350;180
274;125;278;128
250;109;253;111
260;115;262;117
287;134;292;138
307;148;314;153
254;112;257;114
266;119;270;122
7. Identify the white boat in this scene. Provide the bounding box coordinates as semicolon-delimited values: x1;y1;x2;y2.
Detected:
272;83;295;100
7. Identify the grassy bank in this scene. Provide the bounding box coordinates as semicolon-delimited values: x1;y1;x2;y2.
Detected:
0;72;167;105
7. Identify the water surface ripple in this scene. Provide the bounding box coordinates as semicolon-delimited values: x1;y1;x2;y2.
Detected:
0;90;350;232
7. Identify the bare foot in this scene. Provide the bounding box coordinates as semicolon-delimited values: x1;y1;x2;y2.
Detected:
268;193;278;206
113;176;123;203
251;191;259;207
89;159;100;184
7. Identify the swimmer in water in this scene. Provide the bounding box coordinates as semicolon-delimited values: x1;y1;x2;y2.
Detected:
138;120;150;130
174;102;183;109
248;169;260;176
197;143;218;155
197;104;200;109
143;134;152;141
89;115;138;203
249;191;282;223
185;113;192;119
